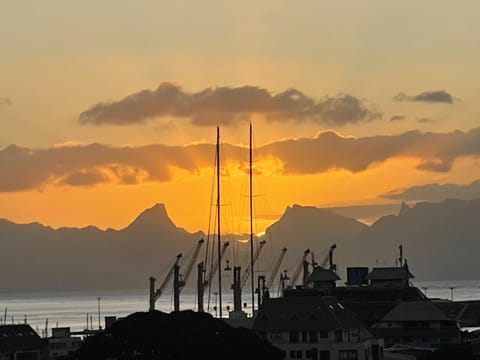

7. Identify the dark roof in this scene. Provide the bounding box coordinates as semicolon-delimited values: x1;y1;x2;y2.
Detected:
0;325;45;350
253;295;365;333
307;268;341;283
380;301;453;323
367;267;414;281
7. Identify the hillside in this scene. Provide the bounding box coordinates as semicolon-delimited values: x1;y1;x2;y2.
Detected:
356;198;480;280
0;203;203;291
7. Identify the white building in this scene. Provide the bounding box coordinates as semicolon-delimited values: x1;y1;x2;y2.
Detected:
253;292;384;360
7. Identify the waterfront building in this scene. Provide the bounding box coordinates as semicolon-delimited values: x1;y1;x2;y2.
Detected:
253;291;384;360
0;324;46;360
371;301;462;348
47;327;81;359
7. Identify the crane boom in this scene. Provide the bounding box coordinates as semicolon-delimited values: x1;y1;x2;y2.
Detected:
180;239;205;289
266;248;287;289
241;240;266;289
153;253;182;302
204;241;230;287
319;244;337;268
288;249;310;287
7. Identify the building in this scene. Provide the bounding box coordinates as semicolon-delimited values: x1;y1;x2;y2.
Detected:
366;264;413;289
306;268;341;290
0;324;46;360
371;300;462;348
47;327;81;359
253;291;384;360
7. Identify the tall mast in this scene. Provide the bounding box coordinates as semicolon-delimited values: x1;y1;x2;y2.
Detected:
249;122;255;315
216;126;223;318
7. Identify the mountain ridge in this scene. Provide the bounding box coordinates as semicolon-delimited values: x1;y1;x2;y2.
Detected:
2;198;480;290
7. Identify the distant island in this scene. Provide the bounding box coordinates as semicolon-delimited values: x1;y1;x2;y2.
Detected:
1;199;480;291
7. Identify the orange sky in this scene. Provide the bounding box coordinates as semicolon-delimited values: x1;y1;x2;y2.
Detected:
1;1;480;232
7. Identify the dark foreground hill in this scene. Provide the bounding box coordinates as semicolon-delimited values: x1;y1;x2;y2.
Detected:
70;310;282;360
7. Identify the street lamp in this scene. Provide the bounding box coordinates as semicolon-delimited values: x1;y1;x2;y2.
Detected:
97;297;101;329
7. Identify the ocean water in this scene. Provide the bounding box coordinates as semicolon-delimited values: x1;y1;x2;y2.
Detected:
1;280;480;334
0;287;245;334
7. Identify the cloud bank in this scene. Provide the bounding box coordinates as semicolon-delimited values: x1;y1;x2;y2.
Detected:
79;82;381;127
3;127;480;192
382;179;480;202
393;90;454;103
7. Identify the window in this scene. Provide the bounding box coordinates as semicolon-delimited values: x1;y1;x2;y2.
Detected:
297;350;303;359
289;331;299;343
309;330;318;343
302;331;308;343
290;350;296;359
335;330;343;342
319;350;330;360
306;350;312;359
319;331;328;339
339;350;357;360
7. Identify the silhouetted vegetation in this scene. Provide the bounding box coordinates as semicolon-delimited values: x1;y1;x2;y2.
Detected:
70;310;282;360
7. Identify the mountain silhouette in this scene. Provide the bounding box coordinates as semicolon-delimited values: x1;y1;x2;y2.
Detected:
2;199;480;291
354;198;480;280
264;204;368;273
0;203;203;291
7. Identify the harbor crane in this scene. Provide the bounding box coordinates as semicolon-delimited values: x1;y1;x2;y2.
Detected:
256;247;287;305
241;240;266;289
172;239;205;311
149;253;182;311
288;249;310;288
179;239;205;290
266;247;287;291
319;244;337;271
197;241;230;312
149;238;205;312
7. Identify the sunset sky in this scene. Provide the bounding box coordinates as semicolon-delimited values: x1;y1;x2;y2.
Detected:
1;1;480;233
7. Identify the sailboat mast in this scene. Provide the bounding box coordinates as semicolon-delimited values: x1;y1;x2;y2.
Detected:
216;126;223;318
249;123;255;315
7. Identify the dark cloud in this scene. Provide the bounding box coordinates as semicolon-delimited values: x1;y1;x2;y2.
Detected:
78;82;381;127
0;97;12;106
4;127;480;192
382;179;480;202
393;90;454;103
389;115;406;122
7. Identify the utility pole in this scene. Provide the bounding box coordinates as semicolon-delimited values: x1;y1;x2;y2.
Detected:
97;297;101;329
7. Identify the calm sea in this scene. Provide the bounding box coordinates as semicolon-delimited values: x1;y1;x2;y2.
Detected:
1;280;480;334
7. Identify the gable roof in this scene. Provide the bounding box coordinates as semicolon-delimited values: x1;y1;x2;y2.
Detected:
307;267;341;283
253;295;365;333
366;267;414;281
0;325;45;350
380;301;452;322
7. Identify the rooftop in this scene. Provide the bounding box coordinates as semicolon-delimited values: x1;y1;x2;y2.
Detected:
367;267;414;281
380;301;453;323
0;325;45;350
307;267;341;283
253;295;364;332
